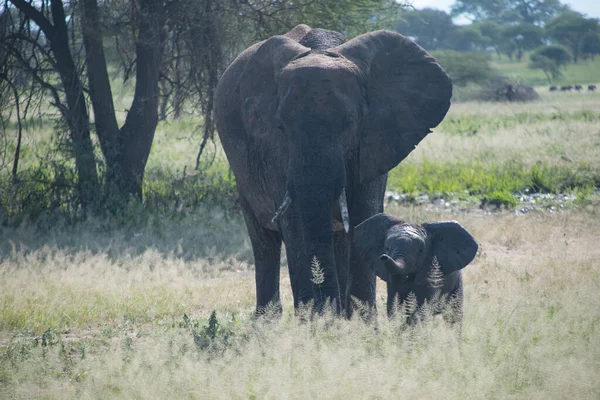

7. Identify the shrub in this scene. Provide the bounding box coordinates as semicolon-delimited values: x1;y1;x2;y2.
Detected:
531;45;573;68
475;77;539;102
432;50;494;86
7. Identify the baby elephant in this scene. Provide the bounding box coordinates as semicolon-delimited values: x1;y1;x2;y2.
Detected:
354;213;478;324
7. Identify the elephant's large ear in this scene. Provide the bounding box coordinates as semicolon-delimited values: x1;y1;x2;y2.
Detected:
333;31;452;184
424;221;478;274
354;213;404;282
238;35;309;137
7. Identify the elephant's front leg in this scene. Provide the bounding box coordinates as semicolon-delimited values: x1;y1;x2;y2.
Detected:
348;174;387;317
239;195;283;315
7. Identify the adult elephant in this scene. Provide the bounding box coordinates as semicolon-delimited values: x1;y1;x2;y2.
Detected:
215;25;452;315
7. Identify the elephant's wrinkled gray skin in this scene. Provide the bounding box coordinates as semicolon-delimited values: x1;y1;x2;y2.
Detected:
354;213;478;324
215;25;452;315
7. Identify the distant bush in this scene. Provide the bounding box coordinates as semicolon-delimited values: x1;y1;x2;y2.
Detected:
475;77;539;102
432;50;494;86
532;45;573;68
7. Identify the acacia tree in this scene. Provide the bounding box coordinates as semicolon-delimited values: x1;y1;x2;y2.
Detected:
3;0;166;207
5;0;101;207
2;0;402;214
546;11;600;62
451;0;566;25
529;44;572;82
394;8;455;50
501;23;544;61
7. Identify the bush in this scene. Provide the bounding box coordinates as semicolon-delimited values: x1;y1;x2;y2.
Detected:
475;77;539;102
531;45;572;68
431;50;494;86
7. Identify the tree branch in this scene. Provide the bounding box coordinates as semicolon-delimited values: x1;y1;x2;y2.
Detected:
9;0;56;38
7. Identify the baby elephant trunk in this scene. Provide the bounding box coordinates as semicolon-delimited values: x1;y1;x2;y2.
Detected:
380;254;413;275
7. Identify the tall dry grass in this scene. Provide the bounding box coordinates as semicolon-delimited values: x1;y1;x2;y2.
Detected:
1;206;599;398
1;65;600;400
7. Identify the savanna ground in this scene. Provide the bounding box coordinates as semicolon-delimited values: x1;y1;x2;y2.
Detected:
1;60;600;398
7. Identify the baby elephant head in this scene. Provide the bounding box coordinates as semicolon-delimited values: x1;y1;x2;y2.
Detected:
354;213;478;315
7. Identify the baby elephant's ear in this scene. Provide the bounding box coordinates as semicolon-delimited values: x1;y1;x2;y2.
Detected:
424;221;478;274
354;213;403;281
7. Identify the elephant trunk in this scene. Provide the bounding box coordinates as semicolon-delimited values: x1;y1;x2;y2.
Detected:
290;145;345;313
295;181;341;313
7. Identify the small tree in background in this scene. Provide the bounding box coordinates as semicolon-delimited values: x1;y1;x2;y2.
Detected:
431;50;493;86
533;44;573;67
579;31;600;60
394;8;455;50
529;54;561;83
528;45;572;83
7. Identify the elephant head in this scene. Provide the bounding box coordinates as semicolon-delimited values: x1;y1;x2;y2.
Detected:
219;27;452;311
354;213;478;315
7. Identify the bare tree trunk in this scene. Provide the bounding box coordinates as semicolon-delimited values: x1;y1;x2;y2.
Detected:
117;0;165;200
3;79;23;184
50;0;100;208
159;80;171;121
80;0;122;204
81;0;164;204
195;0;221;170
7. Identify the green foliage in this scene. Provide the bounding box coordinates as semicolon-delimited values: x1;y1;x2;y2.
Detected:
579;31;600;60
246;0;402;39
482;191;519;207
491;52;600;86
529;54;561;83
0;162;79;224
394;8;455;50
181;311;238;355
528;44;573;83
388;160;600;202
143;167;238;213
432;50;494;86
451;0;567;25
501;23;544;60
545;11;600;62
448;26;487;52
532;44;572;67
439;110;600;136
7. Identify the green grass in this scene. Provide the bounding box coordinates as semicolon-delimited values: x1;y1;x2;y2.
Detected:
437;110;600;136
490;53;600;86
3;70;600;221
388;160;600;198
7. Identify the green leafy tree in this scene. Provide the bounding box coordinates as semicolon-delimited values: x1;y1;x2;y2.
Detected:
472;20;503;54
451;0;567;25
446;26;487;51
534;44;572;67
529;44;572;82
432;50;493;86
546;11;600;62
394;8;455;50
579;31;600;60
238;0;402;40
529;54;560;83
501;23;544;60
